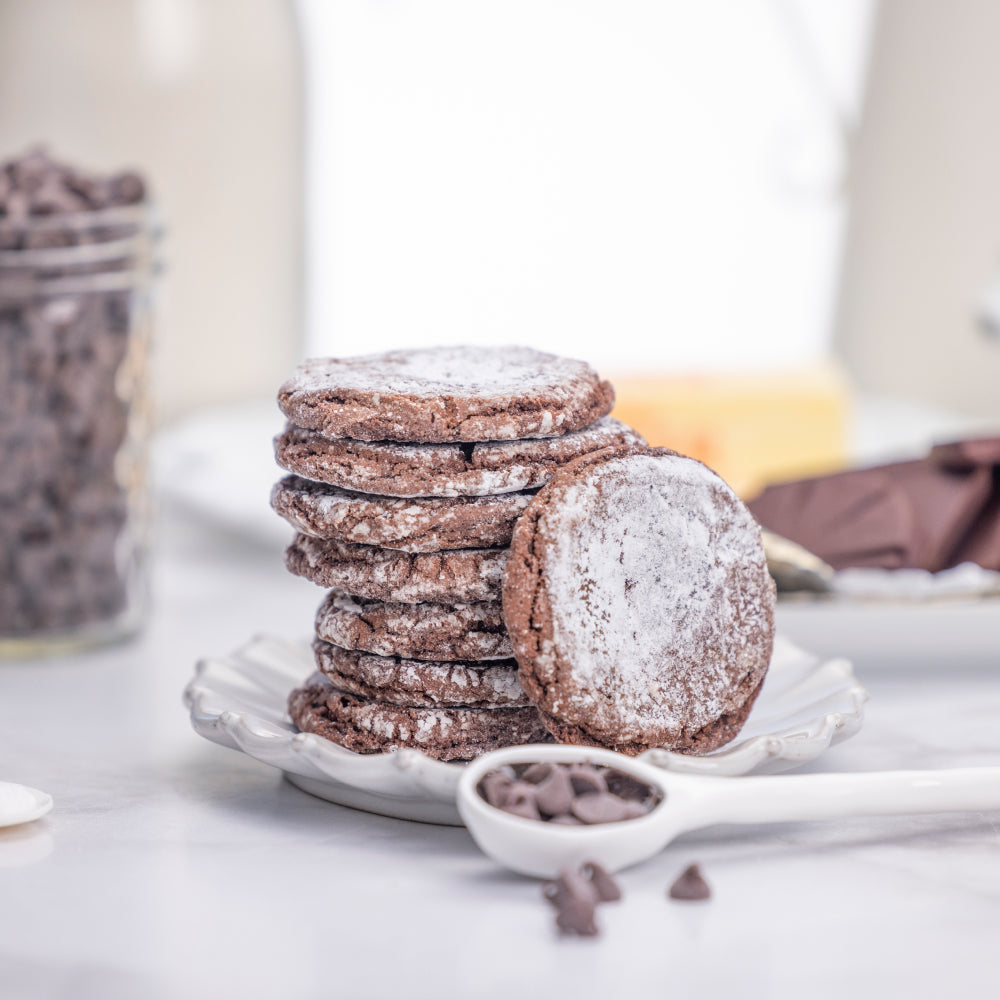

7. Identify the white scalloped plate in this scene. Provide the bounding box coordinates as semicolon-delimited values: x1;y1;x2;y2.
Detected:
184;634;867;825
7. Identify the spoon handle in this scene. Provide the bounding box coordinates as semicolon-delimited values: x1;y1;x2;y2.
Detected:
686;767;1000;828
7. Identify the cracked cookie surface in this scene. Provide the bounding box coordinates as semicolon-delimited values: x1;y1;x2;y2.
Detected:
274;417;642;498
271;475;535;551
277;345;614;443
285;533;506;603
288;672;548;760
312;640;527;708
315;589;512;661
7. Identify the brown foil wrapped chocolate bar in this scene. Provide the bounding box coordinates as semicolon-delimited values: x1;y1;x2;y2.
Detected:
748;436;1000;572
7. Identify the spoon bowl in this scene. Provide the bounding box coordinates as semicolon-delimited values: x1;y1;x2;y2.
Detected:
459;745;684;877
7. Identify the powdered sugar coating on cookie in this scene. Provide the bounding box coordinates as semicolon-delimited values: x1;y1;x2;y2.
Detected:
278;346;614;443
271;475;535;551
315;589;513;661
312;640;527;708
274;417;643;498
288;672;548;760
286;533;506;603
503;447;775;755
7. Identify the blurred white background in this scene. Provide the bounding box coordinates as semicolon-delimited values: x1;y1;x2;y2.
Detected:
298;0;874;374
5;0;1000;525
8;0;1000;424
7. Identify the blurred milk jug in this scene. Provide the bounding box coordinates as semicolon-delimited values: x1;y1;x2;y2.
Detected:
0;0;304;420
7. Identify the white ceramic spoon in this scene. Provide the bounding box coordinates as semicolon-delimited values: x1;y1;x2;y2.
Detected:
457;744;1000;878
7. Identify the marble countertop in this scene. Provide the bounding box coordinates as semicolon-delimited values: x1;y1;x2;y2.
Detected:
2;503;999;1000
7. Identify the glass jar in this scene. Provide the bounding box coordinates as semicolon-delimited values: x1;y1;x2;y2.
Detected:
0;199;158;655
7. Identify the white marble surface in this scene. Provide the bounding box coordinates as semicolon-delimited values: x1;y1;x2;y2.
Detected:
2;504;999;1000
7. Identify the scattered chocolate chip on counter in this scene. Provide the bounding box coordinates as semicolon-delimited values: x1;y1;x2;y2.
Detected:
476;761;662;824
581;861;622;903
668;863;712;901
543;861;622;937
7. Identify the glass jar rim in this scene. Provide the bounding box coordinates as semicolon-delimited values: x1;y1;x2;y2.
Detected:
0;201;152;234
0;266;155;297
0;202;161;294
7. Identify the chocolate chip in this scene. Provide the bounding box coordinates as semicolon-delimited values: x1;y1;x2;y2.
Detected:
668;863;711;901
31;179;87;216
4;188;29;224
567;764;606;797
543;868;600;937
555;898;599;937
622;800;650;820
533;766;574;818
581;861;622;903
604;767;655;803
109;171;146;207
521;762;553;784
542;867;595;910
502;781;541;820
479;769;515;809
65;171;107;209
9;147;52;190
571;791;633;825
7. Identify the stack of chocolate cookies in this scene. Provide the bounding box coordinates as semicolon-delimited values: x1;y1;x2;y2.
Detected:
272;346;643;760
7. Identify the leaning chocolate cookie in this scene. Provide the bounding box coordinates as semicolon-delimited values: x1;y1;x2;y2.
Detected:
502;445;775;755
277;345;614;443
287;672;548;760
315;589;513;662
312;640;527;708
274;417;642;499
271;475;535;551
285;534;506;603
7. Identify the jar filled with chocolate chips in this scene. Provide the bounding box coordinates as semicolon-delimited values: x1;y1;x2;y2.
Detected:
0;148;159;654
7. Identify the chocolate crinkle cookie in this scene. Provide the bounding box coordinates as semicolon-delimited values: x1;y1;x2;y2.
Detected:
312;640;527;708
285;533;507;604
287;672;549;761
502;445;776;755
271;475;535;551
273;416;642;499
277;345;614;444
314;589;513;662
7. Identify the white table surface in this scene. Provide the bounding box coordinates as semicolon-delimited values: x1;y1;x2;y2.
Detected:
2;502;999;1000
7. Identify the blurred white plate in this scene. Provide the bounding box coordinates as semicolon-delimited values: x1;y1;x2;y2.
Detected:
185;634;867;826
0;782;53;828
154;401;290;546
828;562;1000;600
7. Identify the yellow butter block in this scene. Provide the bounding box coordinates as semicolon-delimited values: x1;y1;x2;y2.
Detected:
609;365;849;499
